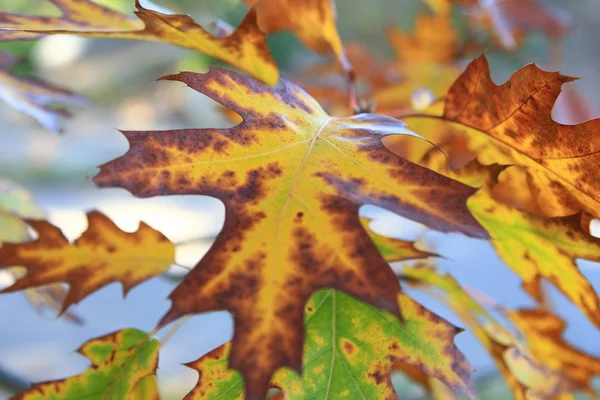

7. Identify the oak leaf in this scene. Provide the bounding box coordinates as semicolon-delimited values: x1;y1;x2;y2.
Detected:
0;211;175;312
0;179;82;322
11;328;159;400
0;0;278;85
399;55;600;220
93;66;487;398
184;290;476;399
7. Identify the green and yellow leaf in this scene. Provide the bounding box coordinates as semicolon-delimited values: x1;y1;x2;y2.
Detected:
93;66;486;398
12;328;159;400
184;290;476;399
0;211;175;311
401;265;583;399
468;189;600;327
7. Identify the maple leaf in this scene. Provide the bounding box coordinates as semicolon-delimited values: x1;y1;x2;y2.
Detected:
245;0;351;77
184;290;476;399
0;0;278;85
11;328;159;400
401;265;582;399
399;55;600;220
468;189;600;327
0;211;175;311
92;66;487;398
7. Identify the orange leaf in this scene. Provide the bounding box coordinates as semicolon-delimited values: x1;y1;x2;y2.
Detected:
402;55;600;219
246;0;351;76
0;211;175;311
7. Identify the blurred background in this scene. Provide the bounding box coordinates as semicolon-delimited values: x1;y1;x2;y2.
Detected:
0;0;599;399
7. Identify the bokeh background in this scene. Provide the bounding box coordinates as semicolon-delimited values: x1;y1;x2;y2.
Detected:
0;0;599;399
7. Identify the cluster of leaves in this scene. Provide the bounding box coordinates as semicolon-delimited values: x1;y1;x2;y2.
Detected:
1;0;599;399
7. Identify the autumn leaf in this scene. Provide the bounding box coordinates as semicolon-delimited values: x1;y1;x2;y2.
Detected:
360;217;435;262
0;0;278;85
386;12;459;65
371;11;462;116
184;290;476;399
398;55;600;220
400;265;580;399
467;189;600;327
12;328;159;400
0;179;83;322
245;0;351;77
507;309;600;395
0;211;175;312
92;66;486;398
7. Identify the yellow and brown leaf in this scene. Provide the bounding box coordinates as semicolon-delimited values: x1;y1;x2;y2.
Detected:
0;211;175;311
0;179;82;322
0;0;278;85
92;66;487;398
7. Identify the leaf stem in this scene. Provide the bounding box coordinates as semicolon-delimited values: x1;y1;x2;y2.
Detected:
158;315;192;348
